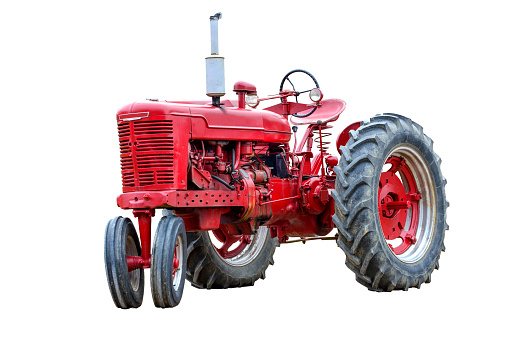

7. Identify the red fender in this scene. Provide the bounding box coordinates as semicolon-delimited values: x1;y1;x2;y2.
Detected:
337;121;361;154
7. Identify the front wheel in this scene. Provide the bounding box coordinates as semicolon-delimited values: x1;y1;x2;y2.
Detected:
104;217;144;308
150;215;187;308
332;113;448;291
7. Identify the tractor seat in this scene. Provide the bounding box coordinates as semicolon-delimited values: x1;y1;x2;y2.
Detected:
290;99;346;125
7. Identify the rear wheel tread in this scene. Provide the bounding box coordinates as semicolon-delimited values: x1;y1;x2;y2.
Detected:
349;129;359;141
331;191;349;216
349;135;381;152
343;177;372;201
345;260;372;284
187;237;201;254
346;199;373;227
340;146;352;163
403;278;410;291
372;263;388;290
186;228;277;289
333;214;353;242
193;256;207;283
357;122;388;135
334;114;448;292
350;222;373;255
334;168;349;189
206;270;217;289
337;237;361;266
344;155;376;177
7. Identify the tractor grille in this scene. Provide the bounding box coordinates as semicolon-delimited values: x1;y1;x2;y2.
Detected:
118;119;175;191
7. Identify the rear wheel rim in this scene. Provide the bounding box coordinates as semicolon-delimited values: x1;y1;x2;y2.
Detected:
209;226;268;266
378;145;436;263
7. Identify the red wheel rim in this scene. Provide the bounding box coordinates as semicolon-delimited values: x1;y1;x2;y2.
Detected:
172;235;183;291
378;156;422;255
211;225;252;259
172;246;179;278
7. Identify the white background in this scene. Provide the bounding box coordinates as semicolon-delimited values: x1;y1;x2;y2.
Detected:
2;0;507;338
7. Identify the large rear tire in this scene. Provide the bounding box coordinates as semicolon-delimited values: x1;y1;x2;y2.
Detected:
186;226;277;289
332;113;448;291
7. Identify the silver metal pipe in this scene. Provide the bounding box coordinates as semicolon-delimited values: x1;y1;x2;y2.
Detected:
209;12;221;55
206;12;225;102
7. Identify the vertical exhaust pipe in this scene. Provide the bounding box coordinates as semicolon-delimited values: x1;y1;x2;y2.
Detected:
206;12;225;107
210;13;220;55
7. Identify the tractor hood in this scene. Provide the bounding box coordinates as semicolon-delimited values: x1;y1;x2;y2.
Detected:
117;100;292;144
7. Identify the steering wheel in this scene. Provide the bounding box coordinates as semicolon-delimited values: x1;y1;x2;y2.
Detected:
279;69;320;118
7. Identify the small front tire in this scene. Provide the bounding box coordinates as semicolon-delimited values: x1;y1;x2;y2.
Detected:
104;217;144;308
150;215;187;308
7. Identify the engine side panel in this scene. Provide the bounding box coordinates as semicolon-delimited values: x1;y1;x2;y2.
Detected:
189;106;291;143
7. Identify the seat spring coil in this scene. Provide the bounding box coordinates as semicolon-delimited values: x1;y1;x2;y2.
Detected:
315;129;332;153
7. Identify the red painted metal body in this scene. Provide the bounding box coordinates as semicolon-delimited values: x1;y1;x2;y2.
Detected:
378;156;421;254
116;87;353;268
106;15;447;306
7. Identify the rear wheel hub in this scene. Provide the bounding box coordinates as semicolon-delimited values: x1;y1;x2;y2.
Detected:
378;156;421;255
212;225;252;259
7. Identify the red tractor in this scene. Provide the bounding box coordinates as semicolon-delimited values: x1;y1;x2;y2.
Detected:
104;13;448;308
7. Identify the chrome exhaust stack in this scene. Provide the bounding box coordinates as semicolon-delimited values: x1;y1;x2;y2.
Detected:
206;12;225;107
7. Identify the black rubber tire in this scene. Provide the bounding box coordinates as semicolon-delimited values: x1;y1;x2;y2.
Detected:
332;113;449;291
104;217;144;308
186;227;277;289
151;215;187;308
